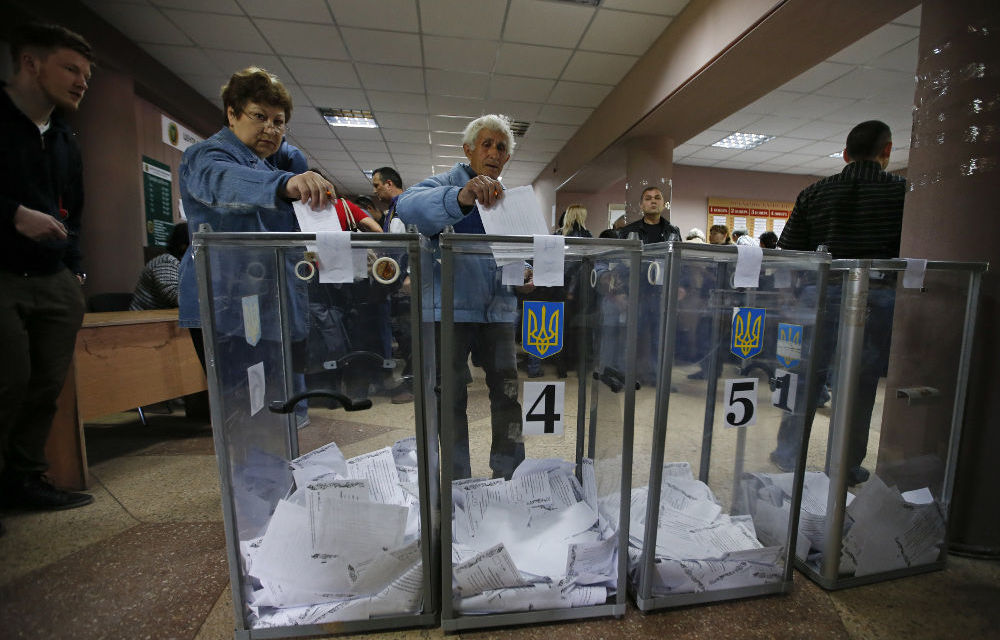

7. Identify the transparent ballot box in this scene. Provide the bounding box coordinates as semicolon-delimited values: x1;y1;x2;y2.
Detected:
794;259;986;590
193;231;439;638
437;234;641;631
631;243;831;610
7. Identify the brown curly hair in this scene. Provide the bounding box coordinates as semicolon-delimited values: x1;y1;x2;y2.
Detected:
220;67;293;125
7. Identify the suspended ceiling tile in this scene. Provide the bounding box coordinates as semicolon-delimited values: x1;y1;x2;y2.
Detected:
579;9;671;56
494;43;573;80
420;0;506;40
342;28;422;66
561;50;639;84
548;81;613;108
488;75;555;103
163;10;270;52
355;63;426;93
425;70;490;100
368;91;428;114
283;57;359;87
503;0;596;48
328;0;420;32
237;0;331;21
423;36;499;73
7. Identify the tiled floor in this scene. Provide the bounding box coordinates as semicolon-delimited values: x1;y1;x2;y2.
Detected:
1;376;998;640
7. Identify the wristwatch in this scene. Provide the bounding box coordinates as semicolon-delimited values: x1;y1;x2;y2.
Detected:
76;272;87;284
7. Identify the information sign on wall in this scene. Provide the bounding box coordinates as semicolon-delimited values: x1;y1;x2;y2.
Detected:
161;114;202;152
142;156;173;247
706;197;793;239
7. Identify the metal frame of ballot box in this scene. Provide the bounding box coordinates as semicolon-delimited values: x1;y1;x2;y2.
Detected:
632;242;831;611
438;234;641;632
195;231;440;639
797;259;987;590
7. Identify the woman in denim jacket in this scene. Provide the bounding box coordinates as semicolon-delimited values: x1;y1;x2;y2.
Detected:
176;67;335;409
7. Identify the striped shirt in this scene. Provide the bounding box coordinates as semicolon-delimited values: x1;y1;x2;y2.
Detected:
130;253;180;310
778;160;906;259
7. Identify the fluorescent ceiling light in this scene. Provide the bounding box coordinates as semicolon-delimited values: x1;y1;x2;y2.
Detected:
363;170;374;179
828;151;843;158
712;132;775;150
319;107;378;128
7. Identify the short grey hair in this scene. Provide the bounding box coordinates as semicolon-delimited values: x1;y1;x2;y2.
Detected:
462;114;515;152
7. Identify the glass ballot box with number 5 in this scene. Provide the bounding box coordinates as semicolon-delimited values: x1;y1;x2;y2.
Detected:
794;259;986;590
194;231;440;639
437;234;641;631
630;242;830;611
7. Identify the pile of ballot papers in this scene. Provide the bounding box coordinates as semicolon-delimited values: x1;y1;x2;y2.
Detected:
236;437;425;628
628;462;784;595
743;471;944;577
449;458;619;614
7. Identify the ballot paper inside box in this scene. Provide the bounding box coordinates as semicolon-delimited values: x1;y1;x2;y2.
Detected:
438;235;643;631
788;260;986;591
193;232;439;638
630;243;832;611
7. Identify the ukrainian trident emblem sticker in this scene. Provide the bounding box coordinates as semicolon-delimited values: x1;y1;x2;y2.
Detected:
523;301;564;359
776;323;802;369
730;307;765;359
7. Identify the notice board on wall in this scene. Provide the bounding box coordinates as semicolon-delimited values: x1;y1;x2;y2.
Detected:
707;197;793;239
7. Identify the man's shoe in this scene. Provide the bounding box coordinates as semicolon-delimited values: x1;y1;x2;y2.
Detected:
4;474;94;511
770;451;795;473
847;466;870;485
391;390;414;404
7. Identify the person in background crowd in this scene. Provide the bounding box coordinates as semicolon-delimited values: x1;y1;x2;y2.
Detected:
617;186;680;385
372;166;407;233
731;228;750;244
355;195;383;226
617;186;680;244
612;214;627;232
130;222;188;310
1;23;95;520
396;114;527;480
770;120;905;486
686;228;706;243
559;204;592;238
708;224;732;245
759;230;778;249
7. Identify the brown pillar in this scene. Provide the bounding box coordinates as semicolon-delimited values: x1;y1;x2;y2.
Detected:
882;0;1000;555
624;136;675;224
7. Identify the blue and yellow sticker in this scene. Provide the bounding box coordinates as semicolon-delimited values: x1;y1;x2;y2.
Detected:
776;323;802;369
730;307;765;359
522;301;564;359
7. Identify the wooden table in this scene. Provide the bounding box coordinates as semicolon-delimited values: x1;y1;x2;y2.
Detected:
45;309;207;490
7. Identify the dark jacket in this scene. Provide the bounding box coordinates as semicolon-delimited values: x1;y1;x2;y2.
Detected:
0;82;84;276
618;216;681;244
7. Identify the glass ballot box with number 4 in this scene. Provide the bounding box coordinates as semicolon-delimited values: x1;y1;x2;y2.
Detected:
194;231;439;639
794;259;986;590
437;234;642;631
630;242;830;610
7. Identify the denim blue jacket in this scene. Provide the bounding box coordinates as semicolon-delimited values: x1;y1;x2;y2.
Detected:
396;162;516;323
177;127;306;339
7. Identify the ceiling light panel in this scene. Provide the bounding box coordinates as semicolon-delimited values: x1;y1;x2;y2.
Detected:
711;132;775;150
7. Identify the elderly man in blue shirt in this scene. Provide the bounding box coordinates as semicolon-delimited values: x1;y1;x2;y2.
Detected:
396;114;525;480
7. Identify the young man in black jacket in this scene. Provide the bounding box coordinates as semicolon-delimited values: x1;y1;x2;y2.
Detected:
0;23;95;522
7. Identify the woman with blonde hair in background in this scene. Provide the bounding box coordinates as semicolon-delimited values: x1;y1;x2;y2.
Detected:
559;204;593;238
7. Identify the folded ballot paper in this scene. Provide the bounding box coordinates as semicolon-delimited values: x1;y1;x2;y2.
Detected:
450;457;619;614
741;471;944;577
238;437;424;629
628;461;785;595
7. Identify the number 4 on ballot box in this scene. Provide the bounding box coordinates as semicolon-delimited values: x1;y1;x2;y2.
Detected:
522;381;565;435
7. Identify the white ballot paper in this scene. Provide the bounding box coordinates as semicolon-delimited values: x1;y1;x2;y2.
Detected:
501;261;524;286
314;231;353;283
292;200;341;232
454;543;528;596
451;458;617;614
628;462;787;596
533;234;565;287
476;185;549;237
240;435;424;629
734;245;763;288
